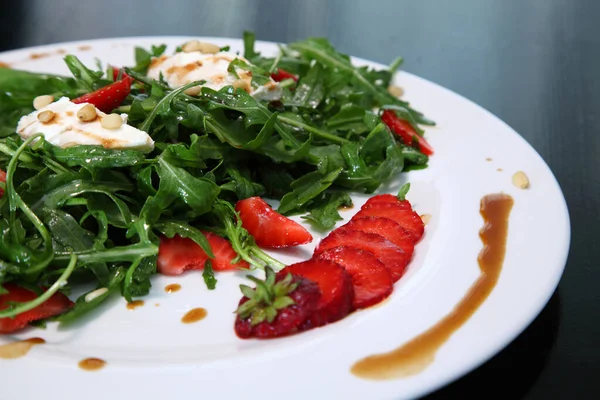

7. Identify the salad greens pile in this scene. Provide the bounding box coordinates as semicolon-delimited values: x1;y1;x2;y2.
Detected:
0;32;433;326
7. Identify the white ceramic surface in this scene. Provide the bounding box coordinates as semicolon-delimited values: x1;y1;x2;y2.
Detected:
0;37;570;400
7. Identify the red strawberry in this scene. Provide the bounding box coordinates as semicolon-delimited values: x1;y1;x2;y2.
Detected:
362;194;411;210
316;247;393;309
270;68;298;82
72;75;133;113
157;233;248;276
343;216;415;261
353;203;424;243
315;229;409;282
235;197;313;248
235;269;320;339
0;284;73;333
0;168;6;197
279;259;353;328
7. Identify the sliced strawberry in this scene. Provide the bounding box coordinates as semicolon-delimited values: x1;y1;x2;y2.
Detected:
235;197;313;248
72;75;133;113
353;203;424;243
110;66;130;82
315;229;409;282
270;68;298;82
205;232;249;271
362;194;411;210
316;247;393;309
343;216;415;261
0;168;6;197
279;259;353;328
0;284;73;333
157;233;248;276
235;273;320;339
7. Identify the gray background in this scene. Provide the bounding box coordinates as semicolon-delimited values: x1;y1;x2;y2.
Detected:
1;0;598;398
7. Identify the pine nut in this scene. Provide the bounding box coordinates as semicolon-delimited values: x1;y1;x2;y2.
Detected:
233;79;251;93
101;113;123;130
387;85;404;98
182;40;220;54
77;104;97;122
85;288;108;303
33;95;54;110
512;171;530;189
37;110;55;123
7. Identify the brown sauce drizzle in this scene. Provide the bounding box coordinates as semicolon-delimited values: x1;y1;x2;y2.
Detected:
78;357;106;371
182;307;207;324
126;300;145;310
0;337;45;359
351;193;514;380
0;61;10;68
165;283;181;293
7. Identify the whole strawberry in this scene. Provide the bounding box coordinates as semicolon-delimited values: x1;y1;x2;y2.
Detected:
234;267;321;339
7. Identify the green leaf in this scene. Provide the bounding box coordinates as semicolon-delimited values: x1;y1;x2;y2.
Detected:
288;62;324;108
202;260;217;290
278;167;343;215
57;267;125;325
42;143;147;168
302;191;352;230
243;31;259;61
272;296;295;310
140;156;220;225
63;54;104;90
154;221;214;258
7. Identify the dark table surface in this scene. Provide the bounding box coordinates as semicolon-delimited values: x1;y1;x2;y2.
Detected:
1;0;598;398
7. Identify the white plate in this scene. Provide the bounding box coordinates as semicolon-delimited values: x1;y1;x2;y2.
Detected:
0;37;570;400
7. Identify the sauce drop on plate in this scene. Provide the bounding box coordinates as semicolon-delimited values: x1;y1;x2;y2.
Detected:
78;357;106;371
351;193;514;380
0;338;45;359
182;308;207;324
126;300;145;310
165;283;181;293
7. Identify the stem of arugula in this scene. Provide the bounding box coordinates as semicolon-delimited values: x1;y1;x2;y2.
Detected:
6;134;54;274
278;115;349;145
0;254;77;318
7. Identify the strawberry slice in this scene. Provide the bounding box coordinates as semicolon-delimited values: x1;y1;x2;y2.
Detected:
353;203;424;243
315;229;409;282
0;284;73;333
362;194;411;210
316;247;393;309
235;272;321;339
270;68;298;82
72;75;133;113
157;233;248;276
343;216;415;261
235;197;313;248
0;168;6;197
279;259;353;328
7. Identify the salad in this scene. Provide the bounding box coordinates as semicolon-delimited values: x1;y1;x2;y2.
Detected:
0;32;434;338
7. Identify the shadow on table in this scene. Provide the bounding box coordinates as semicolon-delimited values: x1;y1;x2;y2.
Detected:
422;290;561;400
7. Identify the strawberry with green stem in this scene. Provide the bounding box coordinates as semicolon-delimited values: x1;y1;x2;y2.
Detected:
235;267;321;338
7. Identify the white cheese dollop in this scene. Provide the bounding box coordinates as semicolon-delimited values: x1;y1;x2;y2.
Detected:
146;51;282;101
16;97;154;152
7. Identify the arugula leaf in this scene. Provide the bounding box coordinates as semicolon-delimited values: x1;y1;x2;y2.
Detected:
302;191;352;230
132;44;167;74
42;143;146;168
202;260;217;290
278;168;343;215
140;156;220;224
154;220;214;258
57;267;125;325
